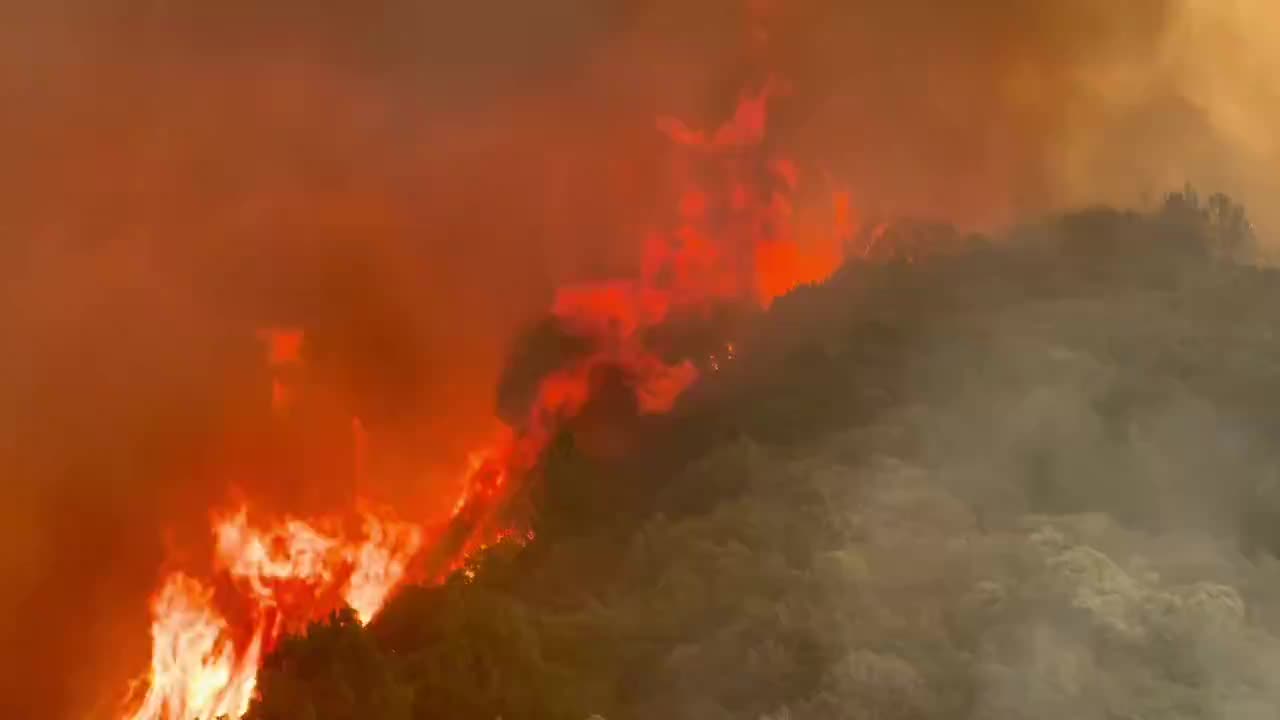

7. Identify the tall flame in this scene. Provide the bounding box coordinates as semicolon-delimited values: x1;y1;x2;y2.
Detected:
125;509;422;720
128;574;264;720
344;514;424;624
122;72;857;720
429;74;856;578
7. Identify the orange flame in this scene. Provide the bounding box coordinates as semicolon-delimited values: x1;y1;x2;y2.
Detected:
123;71;863;720
658;78;851;306
439;75;855;566
344;514;424;624
125;509;422;720
126;574;265;720
257;328;304;367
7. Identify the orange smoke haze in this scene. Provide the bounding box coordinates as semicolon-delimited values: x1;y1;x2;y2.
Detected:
2;1;1278;718
121;72;847;719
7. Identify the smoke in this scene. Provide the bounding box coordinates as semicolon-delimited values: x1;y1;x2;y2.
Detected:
0;7;666;715
1;1;1278;717
1045;1;1280;235
756;0;1280;231
503;209;1280;720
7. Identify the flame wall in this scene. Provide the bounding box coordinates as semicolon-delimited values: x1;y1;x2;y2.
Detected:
1;1;1278;717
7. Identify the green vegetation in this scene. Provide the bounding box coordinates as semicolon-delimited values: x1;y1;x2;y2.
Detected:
249;192;1280;719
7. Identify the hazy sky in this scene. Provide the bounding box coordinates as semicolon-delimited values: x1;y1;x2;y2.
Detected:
0;1;1276;717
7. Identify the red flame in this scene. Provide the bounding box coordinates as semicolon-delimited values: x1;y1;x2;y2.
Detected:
122;72;858;719
436;73;854;569
257;328;304;413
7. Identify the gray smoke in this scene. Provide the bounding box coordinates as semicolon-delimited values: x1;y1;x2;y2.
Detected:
554;210;1280;719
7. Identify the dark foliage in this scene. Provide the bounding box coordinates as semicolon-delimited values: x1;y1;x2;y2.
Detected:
246;608;412;720
248;192;1280;719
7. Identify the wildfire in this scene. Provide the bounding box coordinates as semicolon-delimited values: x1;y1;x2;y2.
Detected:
122;69;860;719
125;508;422;720
656;78;852;306
343;514;424;624
127;573;263;720
422;74;858;585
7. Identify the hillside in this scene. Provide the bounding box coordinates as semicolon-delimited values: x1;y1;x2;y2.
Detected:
245;192;1280;720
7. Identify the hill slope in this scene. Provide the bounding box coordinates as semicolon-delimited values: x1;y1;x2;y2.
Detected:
247;194;1280;720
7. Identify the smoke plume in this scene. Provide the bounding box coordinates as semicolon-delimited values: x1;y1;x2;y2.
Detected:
1;1;1278;717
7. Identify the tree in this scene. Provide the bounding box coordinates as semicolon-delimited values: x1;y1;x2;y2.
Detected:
245;608;413;720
